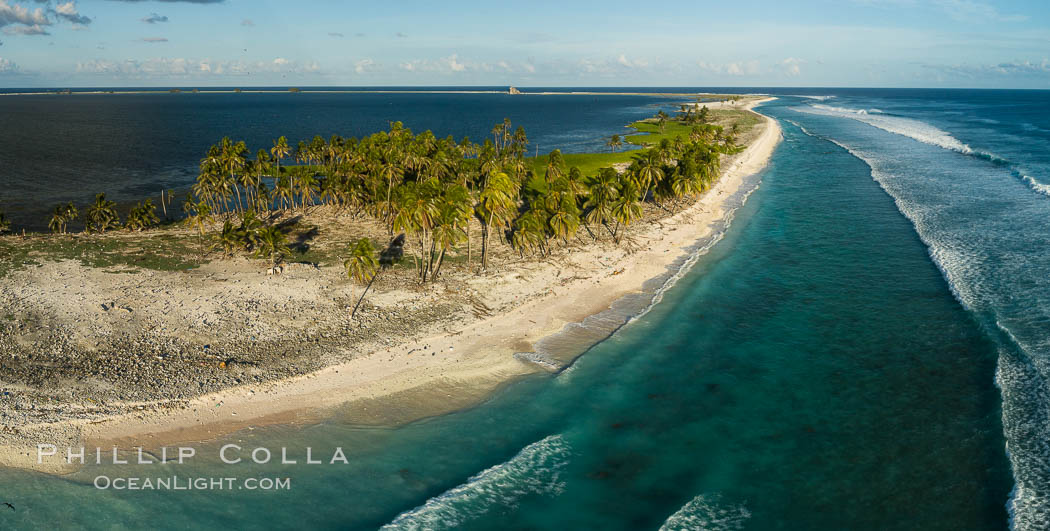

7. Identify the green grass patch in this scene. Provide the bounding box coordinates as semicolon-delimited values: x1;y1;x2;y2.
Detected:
624;120;695;147
0;231;202;278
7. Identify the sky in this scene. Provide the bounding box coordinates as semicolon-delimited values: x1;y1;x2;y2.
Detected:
0;0;1049;88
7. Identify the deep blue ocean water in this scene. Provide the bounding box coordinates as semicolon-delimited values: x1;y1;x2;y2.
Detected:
0;88;684;231
2;88;1049;529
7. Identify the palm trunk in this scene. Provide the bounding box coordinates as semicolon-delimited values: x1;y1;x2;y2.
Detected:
233;176;244;213
480;222;489;270
350;272;379;320
433;247;447;280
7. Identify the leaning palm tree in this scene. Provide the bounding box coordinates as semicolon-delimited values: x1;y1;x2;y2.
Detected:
344;238;379;284
606;134;623;152
345;238;379;319
86;193;120;233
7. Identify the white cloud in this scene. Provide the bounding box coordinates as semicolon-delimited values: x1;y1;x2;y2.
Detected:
0;55;18;73
932;0;1028;22
4;23;47;35
921;58;1050;78
54;1;91;25
616;54;649;68
0;0;91;35
0;0;49;27
398;54;474;73
779;57;804;76
699;59;761;76
76;56;321;78
353;58;377;74
447;54;465;72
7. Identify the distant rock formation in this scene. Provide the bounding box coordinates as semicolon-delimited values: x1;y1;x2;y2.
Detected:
509;86;522;95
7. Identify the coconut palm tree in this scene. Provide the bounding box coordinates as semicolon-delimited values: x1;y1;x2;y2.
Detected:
547;194;580;244
476;171;517;269
511;209;547;257
219;137;249;213
656;110;669;133
48;207;65;234
585;167;620;237
271;136;291;193
184;197;213;259
275;174;294;211
298;172;319;211
610;178;643;243
344;238;378;284
345;238;380;319
544;149;565;185
256;225;290;269
125;199;159;231
48;202;78;234
632;149;664;202
86;193;120;233
219;220;240;257
606;134;623;152
376;147;404;223
430;183;472;280
393;180;439;281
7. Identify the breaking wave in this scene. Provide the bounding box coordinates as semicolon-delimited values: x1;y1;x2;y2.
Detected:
658;494;751;531
795;103;1050;200
380;435;571;530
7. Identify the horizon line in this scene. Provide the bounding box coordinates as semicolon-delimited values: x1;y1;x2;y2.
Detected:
1;84;1049;91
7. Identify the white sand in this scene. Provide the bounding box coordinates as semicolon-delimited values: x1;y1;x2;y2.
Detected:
1;99;782;472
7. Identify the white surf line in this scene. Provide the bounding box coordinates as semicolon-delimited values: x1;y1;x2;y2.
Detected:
658;493;752;531
380;434;571;530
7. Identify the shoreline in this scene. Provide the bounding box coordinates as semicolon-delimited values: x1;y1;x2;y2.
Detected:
1;99;782;474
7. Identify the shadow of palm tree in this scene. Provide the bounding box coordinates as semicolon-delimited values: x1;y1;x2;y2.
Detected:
289;225;319;253
381;234;405;268
274;215;303;232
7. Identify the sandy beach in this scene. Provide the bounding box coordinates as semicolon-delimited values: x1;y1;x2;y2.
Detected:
0;99;781;473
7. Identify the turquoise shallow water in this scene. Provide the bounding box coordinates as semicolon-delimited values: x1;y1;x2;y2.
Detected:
0;98;1016;529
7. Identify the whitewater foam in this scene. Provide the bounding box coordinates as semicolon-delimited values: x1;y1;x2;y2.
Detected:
796;103;975;155
788;95;836;101
1022;175;1050;197
380;434;571;530
789;117;1050;531
658;494;751;531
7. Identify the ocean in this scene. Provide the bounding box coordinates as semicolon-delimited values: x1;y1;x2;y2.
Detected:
0;87;685;231
3;88;1050;529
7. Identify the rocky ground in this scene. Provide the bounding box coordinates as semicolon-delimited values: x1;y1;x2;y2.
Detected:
0;104;769;451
